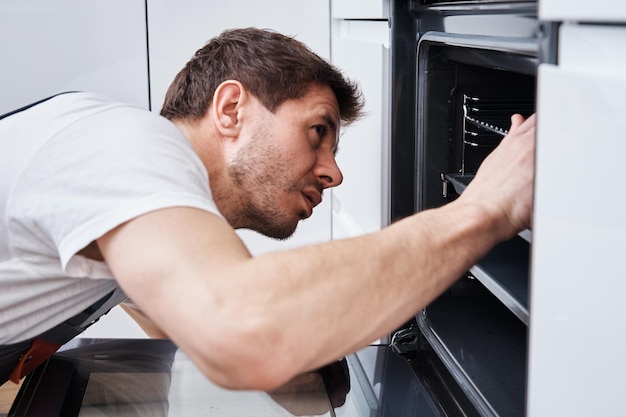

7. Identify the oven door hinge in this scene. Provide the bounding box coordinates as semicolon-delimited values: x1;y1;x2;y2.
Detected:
389;324;421;359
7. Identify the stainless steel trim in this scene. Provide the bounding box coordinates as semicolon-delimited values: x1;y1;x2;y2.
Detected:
416;310;499;417
417;31;538;56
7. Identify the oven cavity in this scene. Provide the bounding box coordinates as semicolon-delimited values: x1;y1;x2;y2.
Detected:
414;37;536;417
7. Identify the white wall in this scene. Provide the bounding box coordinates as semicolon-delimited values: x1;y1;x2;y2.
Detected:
0;0;149;113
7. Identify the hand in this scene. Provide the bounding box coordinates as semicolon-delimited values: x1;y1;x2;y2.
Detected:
459;113;536;240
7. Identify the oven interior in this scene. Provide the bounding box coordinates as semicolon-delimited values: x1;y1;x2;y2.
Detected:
413;41;536;417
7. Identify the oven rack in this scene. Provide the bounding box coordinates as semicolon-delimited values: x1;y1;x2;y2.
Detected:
465;115;509;137
463;95;535;112
461;96;535;172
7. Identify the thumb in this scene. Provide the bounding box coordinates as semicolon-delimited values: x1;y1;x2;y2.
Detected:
509;113;525;130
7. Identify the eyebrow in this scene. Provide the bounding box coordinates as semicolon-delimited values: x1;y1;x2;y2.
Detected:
321;114;338;132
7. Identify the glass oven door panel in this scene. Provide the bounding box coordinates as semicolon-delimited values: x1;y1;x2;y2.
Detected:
9;339;433;417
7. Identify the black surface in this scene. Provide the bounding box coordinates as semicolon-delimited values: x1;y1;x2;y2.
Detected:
389;0;418;223
420;295;528;417
475;237;530;311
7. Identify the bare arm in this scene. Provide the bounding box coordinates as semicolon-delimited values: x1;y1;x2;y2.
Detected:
97;114;535;391
120;303;169;339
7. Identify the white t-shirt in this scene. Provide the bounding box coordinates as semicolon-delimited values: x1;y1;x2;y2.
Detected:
0;92;224;344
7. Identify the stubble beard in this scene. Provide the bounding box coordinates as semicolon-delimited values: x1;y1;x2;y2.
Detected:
223;139;304;240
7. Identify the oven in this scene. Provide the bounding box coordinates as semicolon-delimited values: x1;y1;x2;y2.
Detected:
386;1;539;416
386;0;626;415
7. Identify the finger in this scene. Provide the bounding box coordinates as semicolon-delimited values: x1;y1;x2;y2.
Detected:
510;113;525;130
509;113;536;135
520;113;537;129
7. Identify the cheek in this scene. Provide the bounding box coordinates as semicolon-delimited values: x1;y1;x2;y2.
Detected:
290;143;319;171
259;151;300;192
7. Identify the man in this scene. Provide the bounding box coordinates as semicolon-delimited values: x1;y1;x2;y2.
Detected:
0;28;536;389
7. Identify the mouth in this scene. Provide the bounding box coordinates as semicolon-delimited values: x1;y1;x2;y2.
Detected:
302;190;323;215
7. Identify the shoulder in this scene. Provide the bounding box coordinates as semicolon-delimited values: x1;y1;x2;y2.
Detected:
7;93;220;268
34;93;199;171
3;91;187;155
58;92;183;142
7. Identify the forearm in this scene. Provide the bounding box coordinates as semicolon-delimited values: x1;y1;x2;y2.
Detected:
239;199;502;376
151;201;503;390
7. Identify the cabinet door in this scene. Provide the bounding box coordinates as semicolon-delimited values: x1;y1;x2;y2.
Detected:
528;24;626;417
330;20;390;239
540;0;626;22
147;0;330;111
148;0;331;255
331;0;389;19
0;0;149;114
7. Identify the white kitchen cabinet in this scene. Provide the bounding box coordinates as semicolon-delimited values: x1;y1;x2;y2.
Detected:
330;20;390;240
147;0;332;256
540;0;626;22
147;0;331;112
0;0;149;114
527;23;626;417
331;0;389;19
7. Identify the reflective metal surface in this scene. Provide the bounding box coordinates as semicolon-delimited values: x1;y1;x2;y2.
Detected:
9;339;432;417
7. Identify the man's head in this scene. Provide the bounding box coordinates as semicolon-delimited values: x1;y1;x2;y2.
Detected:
162;28;364;240
161;27;363;126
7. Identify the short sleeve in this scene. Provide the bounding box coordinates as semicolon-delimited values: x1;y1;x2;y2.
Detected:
7;99;224;275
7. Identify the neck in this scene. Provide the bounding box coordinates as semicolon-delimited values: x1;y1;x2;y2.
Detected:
171;118;239;227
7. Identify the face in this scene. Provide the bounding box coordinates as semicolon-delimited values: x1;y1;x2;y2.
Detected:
222;84;343;239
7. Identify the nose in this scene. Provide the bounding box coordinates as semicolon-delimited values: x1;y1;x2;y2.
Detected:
315;152;343;189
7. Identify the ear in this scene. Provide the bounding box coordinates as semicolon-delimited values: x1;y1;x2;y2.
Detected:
212;80;246;138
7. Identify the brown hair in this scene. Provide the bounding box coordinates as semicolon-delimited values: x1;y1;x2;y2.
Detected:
160;27;363;125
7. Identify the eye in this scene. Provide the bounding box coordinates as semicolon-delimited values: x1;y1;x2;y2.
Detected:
313;125;327;138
